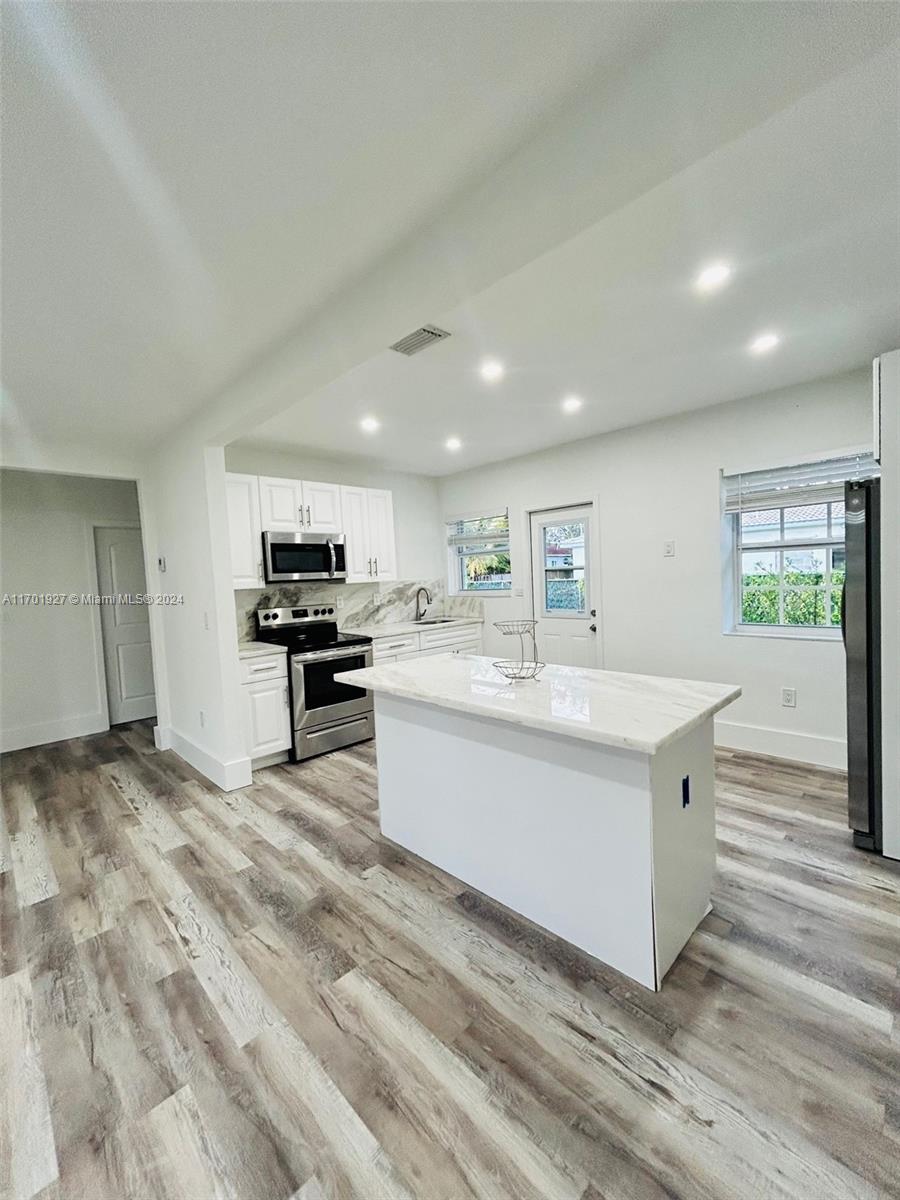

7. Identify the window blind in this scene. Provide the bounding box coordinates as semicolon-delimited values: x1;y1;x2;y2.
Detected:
446;510;510;548
723;452;878;514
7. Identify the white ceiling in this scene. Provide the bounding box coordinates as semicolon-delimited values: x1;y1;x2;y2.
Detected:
239;41;900;476
1;0;687;452
3;3;898;471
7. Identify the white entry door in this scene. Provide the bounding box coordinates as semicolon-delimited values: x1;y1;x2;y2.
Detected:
94;527;156;724
530;505;597;667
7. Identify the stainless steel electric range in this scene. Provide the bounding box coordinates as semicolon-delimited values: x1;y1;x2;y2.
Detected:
255;607;373;761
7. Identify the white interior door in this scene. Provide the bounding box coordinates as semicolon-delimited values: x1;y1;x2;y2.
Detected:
94;526;156;724
530;505;597;667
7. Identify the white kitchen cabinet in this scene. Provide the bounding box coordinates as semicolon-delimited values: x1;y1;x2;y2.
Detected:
303;480;343;533
340;485;371;581
370;624;483;664
339;484;397;583
226;473;264;588
259;476;304;532
258;476;343;534
367;488;397;581
243;674;291;759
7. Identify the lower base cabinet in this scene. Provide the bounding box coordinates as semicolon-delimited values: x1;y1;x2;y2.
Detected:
240;654;291;760
372;623;482;665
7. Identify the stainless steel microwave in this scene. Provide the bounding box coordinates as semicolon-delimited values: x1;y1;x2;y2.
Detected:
263;532;348;583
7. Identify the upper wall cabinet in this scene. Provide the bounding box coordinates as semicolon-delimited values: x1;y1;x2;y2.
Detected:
367;488;397;581
226;472;397;589
258;476;303;532
340;485;397;583
226;473;264;588
258;476;342;534
303;480;343;533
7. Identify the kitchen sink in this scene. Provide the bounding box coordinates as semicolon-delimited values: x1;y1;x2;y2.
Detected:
416;617;457;625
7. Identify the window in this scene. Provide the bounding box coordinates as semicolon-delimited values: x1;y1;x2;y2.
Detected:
723;453;877;635
534;515;589;615
446;511;511;593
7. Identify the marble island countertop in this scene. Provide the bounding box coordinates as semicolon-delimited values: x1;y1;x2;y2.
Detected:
348;616;483;639
238;641;288;660
335;654;741;754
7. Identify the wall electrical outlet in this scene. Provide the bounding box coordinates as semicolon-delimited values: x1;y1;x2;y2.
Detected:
781;687;797;708
336;595;344;610
663;540;676;558
199;710;206;728
203;611;210;631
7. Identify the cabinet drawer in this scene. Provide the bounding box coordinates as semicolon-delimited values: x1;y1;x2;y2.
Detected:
239;653;288;684
372;633;420;659
418;623;481;650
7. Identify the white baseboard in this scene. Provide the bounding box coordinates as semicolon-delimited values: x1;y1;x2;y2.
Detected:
715;719;846;771
1;711;108;753
153;725;252;791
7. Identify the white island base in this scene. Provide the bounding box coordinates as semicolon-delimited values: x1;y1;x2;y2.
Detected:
375;694;716;990
337;656;741;991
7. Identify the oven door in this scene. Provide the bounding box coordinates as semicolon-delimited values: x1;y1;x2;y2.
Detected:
290;646;373;730
264;532;347;583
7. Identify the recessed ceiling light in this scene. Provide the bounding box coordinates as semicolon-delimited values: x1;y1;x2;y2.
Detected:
445;436;462;451
561;394;584;414
694;261;732;293
479;358;505;383
749;332;780;355
359;416;380;433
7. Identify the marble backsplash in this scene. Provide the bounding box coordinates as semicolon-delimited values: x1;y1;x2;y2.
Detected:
235;579;483;643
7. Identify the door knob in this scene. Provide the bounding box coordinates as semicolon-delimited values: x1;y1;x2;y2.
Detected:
589;624;597;633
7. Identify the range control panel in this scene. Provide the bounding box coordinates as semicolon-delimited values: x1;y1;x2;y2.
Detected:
257;606;336;625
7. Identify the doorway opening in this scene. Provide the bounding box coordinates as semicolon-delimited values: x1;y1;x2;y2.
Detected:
529;504;598;668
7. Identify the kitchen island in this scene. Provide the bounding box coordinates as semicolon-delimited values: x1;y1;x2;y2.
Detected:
336;655;741;990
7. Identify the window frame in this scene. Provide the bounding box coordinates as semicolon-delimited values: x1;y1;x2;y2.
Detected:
446;511;512;596
731;500;845;637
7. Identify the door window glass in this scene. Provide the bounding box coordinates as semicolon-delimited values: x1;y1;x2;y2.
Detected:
542;521;587;613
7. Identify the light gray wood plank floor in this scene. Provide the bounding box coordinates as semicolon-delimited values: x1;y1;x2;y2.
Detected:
1;722;897;1199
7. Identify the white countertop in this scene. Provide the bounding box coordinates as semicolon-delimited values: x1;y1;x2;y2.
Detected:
335;654;740;754
348;616;482;639
238;640;288;660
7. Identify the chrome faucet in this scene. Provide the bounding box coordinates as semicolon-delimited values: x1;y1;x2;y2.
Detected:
415;586;432;621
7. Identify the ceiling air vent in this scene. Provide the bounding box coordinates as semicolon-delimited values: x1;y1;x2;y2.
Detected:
389;324;451;356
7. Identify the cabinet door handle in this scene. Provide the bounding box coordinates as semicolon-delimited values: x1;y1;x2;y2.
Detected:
306;505;311;526
374;557;378;575
368;558;372;576
250;662;279;672
298;506;304;526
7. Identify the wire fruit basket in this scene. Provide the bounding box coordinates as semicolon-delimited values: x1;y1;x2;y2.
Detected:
493;620;545;682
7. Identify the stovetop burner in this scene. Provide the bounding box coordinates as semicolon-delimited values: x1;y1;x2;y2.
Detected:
255;606;372;654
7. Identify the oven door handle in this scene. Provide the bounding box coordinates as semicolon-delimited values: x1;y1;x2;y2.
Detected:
327;538;336;578
291;647;369;665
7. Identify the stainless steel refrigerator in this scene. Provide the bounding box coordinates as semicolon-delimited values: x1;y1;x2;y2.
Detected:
843;478;882;851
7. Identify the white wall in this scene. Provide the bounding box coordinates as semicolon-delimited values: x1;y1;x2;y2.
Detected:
140;441;250;791
0;469;141;751
224;445;443;581
438;369;872;769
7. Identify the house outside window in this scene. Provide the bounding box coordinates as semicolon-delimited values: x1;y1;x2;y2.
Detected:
723;453;877;636
446;511;511;593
